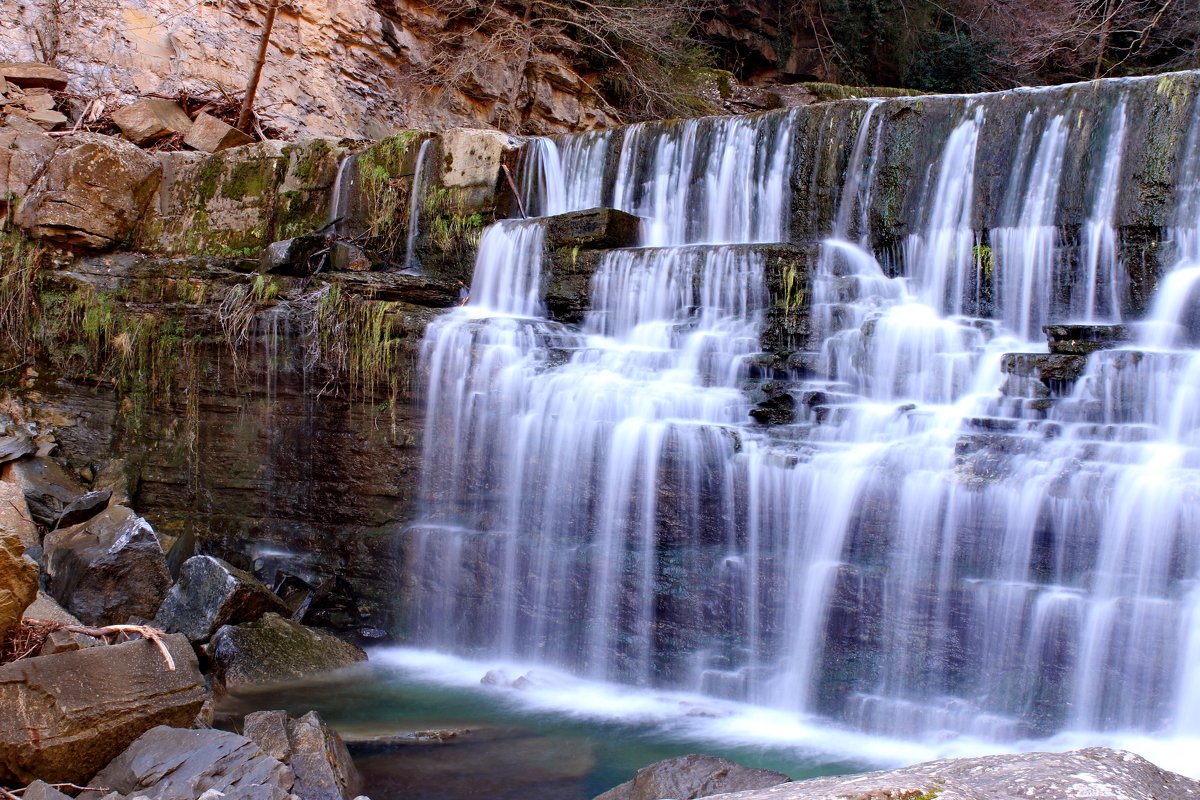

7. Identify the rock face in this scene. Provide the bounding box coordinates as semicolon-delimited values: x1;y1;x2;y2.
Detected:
154;555;289;642
695;748;1200;800
2;456;84;530
89;726;295;800
42;505;172;626
0;0;619;138
209;612;368;692
0;634;207;785
0;528;37;639
595;755;789;800
16;133;162;249
244;709;362;800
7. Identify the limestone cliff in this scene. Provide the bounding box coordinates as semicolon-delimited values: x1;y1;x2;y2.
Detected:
0;0;622;137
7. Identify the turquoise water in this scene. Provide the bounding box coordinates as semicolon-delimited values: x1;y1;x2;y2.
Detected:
219;649;873;800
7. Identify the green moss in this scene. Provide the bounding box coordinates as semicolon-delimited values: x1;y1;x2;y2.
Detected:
289;139;332;184
222;158;279;201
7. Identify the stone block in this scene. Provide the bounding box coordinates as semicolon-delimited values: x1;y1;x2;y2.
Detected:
0;634;207;785
112;99;193;145
184;112;254;153
0;63;70;91
245;710;362;800
543;207;642;250
26;109;67;130
329;240;373;272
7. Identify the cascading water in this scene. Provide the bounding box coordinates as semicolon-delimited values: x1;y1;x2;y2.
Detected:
404;73;1200;767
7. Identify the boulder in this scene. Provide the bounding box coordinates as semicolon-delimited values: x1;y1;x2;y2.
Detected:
38;628;102;655
183;112;254;153
0;467;38;551
329;240;373;272
0;63;70;91
694;748;1200;800
0;127;56;214
16;133;162;249
154;555;289;642
42;506;171;626
0;529;38;640
595;755;789;800
54;487;112;528
0;431;35;464
245;710;362;800
2;456;84;529
112;99;193;145
89;726;295;800
0;634;207;785
261;234;328;276
209;612;367;693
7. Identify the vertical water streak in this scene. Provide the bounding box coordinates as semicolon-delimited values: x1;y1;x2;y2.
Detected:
402;139;433;271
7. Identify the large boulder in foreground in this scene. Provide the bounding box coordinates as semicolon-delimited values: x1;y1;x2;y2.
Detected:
0;634;206;784
15;132;161;249
42;505;171;626
684;748;1200;800
209;612;367;693
595;755;789;800
88;726;295;800
154;555;288;642
245;709;362;800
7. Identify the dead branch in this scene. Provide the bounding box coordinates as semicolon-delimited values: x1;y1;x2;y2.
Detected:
3;620;176;670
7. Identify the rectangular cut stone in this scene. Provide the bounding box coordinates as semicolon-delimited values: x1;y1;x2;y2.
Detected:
113;99;193;145
0;62;69;90
184;112;254;153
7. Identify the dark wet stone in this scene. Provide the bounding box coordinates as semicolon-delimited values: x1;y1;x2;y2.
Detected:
154;555;289;643
543;207;641;249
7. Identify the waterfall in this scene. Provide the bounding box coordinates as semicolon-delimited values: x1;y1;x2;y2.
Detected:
402;139;433;272
404;72;1200;762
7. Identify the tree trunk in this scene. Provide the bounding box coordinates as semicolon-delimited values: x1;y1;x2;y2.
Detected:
237;0;280;132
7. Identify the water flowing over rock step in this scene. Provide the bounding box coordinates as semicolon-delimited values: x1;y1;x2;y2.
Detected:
541;233;818;329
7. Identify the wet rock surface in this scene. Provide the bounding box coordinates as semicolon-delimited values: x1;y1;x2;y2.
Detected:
595;755;790;800
42;506;171;626
245;710;362;800
696;748;1200;800
0;635;206;785
209;612;367;693
154;555;289;643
